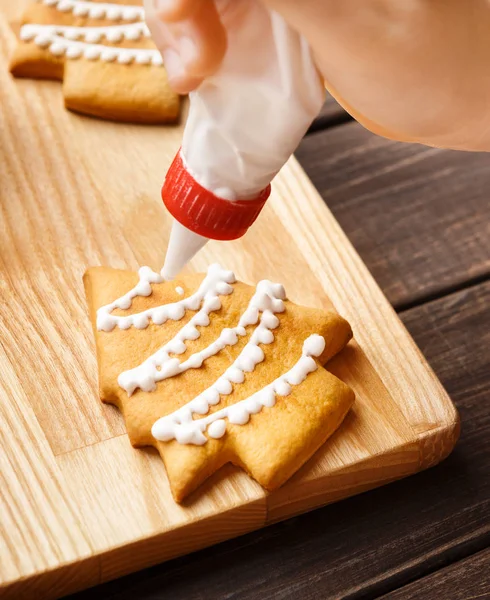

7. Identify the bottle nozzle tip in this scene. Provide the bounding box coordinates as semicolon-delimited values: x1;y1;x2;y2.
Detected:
163;220;209;280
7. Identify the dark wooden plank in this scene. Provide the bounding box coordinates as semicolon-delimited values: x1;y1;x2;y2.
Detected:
66;282;490;600
378;548;490;600
296;122;490;309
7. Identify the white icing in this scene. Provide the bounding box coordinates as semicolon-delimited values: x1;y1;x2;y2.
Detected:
21;7;163;66
40;0;144;21
23;31;162;66
96;263;235;332
20;23;150;43
175;286;184;296
117;280;285;396
151;334;326;445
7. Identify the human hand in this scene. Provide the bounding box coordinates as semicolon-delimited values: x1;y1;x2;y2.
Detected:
146;0;490;151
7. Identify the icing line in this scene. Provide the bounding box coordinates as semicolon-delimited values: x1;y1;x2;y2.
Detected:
21;29;163;65
21;22;150;44
151;334;326;445
96;263;235;332
40;0;145;21
117;280;286;396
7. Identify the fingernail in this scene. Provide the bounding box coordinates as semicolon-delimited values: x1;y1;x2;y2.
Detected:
178;36;198;67
162;47;184;80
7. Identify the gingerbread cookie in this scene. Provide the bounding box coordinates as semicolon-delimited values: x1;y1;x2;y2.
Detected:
84;264;354;502
10;0;180;124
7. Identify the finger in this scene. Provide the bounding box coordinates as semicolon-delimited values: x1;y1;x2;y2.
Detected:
175;0;227;79
151;0;206;23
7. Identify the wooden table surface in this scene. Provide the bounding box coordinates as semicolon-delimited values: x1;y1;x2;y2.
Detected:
58;99;490;600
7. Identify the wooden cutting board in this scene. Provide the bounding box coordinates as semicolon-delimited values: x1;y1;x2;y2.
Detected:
0;6;459;599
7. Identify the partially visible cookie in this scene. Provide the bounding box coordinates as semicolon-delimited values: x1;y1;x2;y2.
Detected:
10;0;180;124
84;263;355;502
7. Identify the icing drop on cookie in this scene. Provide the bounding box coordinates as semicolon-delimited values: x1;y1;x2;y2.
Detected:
151;334;326;445
21;28;162;66
20;23;150;44
40;0;145;21
175;286;184;296
96;263;235;332
118;280;285;395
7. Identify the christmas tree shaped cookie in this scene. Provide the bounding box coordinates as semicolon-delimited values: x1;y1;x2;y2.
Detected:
10;0;180;123
84;263;355;502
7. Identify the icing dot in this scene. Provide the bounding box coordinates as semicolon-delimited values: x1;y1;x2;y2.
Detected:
228;405;250;425
261;311;279;329
100;48;117;61
192;397;209;415
97;313;116;332
20;27;35;41
203;388;220;405
151;419;174;442
175;286;184;296
258;329;274;344
215;378;233;395
260;387;276;408
220;328;238;346
225;366;245;384
124;27;141;41
274;379;292;396
204;297;221;312
44;0;58;5
65;45;83;59
63;29;80;41
185;354;203;369
151;53;164;66
49;41;65;56
216;281;233;295
123;7;141;20
247;396;263;414
135;53;151;65
84;47;101;60
34;34;51;48
115;296;132;310
106;7;122;20
132;314;149;329
240;306;259;327
73;4;89;16
57;0;72;12
304;334;326;357
166;339;186;355
150;308;167;325
193;312;210;327
107;29;124;43
118;319;131;331
89;6;105;19
134;280;152;297
84;31;102;43
175;425;197;445
207;420;226;439
166;304;186;320
182;324;200;341
117;52;133;65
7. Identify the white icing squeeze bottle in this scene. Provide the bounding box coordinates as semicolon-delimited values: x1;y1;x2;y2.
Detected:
146;0;325;279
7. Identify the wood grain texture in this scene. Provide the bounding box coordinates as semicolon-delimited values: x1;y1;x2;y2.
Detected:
378;548;490;600
66;280;490;600
0;3;458;597
296;121;490;309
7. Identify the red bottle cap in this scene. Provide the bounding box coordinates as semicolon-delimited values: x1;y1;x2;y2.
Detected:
161;150;271;241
